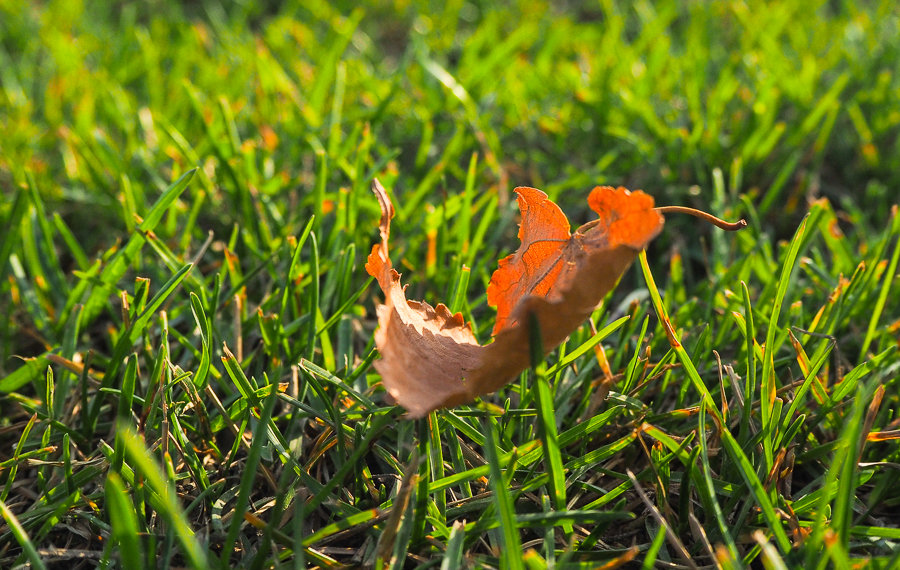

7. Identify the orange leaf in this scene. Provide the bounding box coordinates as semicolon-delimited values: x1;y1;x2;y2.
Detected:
488;186;663;335
366;180;664;418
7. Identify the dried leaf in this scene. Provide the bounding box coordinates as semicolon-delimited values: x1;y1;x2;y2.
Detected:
366;180;664;418
365;180;482;416
488;186;663;335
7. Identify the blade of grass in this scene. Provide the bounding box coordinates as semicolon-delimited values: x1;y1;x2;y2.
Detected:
641;250;791;552
105;472;144;569
527;313;570;534
698;402;740;559
639;251;719;421
220;381;280;566
481;413;524;570
759;213;811;469
94;262;193;425
0;186;29;286
718;427;791;553
111;355;137;473
441;521;466;570
859;206;900;358
0;498;47;570
119;427;209;569
79;169;195;327
738;281;758;445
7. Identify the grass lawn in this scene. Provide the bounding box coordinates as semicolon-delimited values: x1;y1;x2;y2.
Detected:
2;0;900;567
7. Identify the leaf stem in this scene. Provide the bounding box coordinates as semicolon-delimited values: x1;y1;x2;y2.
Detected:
655;206;747;231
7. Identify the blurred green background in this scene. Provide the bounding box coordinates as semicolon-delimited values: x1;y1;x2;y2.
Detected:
3;0;898;240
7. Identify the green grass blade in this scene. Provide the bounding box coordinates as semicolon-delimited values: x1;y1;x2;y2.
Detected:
859;208;900;358
441;521;466;570
527;314;569;534
719;428;791;553
102;262;193;391
760;213;810;468
481;413;524;570
119;427;209;569
0;186;29;285
80;169;195;327
220;382;280;566
0;354;50;392
0;498;47;570
698;402;740;559
105;472;144;569
639;251;719;420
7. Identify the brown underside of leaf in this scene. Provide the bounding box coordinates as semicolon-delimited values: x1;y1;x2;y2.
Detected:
366;242;482;417
365;180;664;418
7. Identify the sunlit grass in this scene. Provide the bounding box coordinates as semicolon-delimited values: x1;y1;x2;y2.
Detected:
1;0;899;567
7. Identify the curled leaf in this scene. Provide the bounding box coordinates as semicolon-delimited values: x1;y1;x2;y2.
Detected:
366;180;664;417
488;186;663;335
